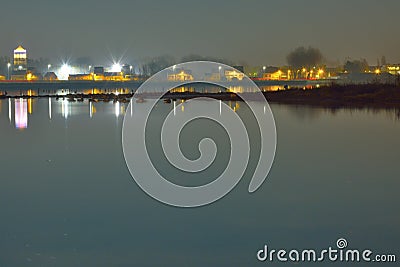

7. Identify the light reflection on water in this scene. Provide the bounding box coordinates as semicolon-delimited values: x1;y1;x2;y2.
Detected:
2;96;399;131
0;84;317;98
0;98;399;266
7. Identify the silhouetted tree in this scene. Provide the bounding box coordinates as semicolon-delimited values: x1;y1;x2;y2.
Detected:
180;54;234;65
141;55;176;76
287;46;323;69
0;56;11;76
28;58;49;73
381;56;387;66
74;57;93;68
344;59;369;73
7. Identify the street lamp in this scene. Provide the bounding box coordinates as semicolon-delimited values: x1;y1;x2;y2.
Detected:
88;65;92;73
263;66;266;71
130;65;133;74
7;63;11;80
48;64;51;71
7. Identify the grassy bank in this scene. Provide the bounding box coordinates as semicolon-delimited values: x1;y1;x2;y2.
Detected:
263;83;400;108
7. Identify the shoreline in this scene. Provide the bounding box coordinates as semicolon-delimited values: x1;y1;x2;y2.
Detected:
0;79;326;91
1;83;399;109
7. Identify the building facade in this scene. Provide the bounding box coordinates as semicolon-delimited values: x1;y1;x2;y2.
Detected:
13;45;27;71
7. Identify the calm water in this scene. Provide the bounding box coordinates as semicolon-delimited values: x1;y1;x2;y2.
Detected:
0;97;399;266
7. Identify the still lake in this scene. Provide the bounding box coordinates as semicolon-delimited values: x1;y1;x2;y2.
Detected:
0;96;399;266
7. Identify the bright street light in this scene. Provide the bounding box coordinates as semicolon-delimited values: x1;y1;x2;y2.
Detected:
111;63;122;72
59;64;72;80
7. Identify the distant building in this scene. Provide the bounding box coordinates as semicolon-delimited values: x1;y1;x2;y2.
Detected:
11;71;26;81
122;64;133;77
43;72;58;81
94;67;104;74
93;67;104;81
167;69;194;81
68;74;92;81
10;71;40;81
104;72;123;81
263;70;282;80
224;68;244;81
382;64;400;75
13;45;27;71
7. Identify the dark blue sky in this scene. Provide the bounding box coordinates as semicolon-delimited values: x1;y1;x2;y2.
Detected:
1;0;399;66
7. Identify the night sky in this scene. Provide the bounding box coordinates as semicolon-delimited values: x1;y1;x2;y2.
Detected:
1;0;399;66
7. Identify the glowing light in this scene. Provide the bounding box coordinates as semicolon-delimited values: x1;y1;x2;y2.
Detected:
375;69;381;74
59;64;72;80
111;63;122;72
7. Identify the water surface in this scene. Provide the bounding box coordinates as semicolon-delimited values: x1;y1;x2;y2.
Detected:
0;97;399;266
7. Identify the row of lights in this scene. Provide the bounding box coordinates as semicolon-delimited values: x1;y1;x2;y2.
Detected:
5;62;134;80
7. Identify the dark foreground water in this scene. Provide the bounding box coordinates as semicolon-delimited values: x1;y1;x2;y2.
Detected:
0;98;399;266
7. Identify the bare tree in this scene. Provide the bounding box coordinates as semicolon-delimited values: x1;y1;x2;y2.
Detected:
287;46;323;69
344;59;369;73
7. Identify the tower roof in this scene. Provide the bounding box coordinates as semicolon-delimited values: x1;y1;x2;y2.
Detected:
14;45;26;52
